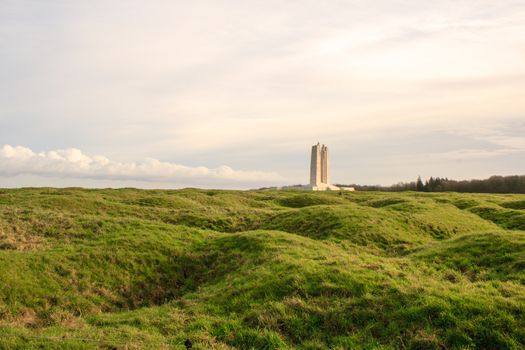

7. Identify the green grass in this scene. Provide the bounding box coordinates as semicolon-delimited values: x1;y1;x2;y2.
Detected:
0;188;524;349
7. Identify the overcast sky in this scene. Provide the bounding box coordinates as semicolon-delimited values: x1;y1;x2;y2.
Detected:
1;0;525;188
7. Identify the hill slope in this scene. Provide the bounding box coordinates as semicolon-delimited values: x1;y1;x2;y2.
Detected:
0;188;524;349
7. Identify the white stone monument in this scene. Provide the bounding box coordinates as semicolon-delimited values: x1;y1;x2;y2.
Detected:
308;143;340;191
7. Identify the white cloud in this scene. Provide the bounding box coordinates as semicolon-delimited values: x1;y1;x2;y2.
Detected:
0;145;283;184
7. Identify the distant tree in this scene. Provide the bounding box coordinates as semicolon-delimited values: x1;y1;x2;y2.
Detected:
416;176;424;192
339;175;525;194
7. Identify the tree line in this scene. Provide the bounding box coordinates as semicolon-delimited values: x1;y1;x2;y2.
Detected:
337;175;525;194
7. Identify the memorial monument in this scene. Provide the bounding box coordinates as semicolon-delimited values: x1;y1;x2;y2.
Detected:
308;143;340;191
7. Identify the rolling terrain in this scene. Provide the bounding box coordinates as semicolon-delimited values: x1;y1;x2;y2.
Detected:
0;188;524;349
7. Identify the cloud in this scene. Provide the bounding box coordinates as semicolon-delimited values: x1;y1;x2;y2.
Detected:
0;145;283;184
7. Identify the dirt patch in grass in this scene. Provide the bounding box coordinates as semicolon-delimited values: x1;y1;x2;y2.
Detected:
0;223;45;251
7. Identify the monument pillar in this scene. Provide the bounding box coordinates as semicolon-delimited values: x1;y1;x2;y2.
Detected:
310;143;321;186
321;145;328;184
308;142;338;191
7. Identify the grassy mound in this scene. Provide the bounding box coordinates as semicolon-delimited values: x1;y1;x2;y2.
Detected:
262;204;423;250
0;189;524;349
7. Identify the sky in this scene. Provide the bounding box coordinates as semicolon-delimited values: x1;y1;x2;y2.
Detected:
1;0;525;189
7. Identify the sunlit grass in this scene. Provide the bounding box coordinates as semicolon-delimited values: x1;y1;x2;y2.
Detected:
0;188;524;349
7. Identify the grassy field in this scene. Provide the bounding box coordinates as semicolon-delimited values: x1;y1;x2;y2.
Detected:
0;188;524;349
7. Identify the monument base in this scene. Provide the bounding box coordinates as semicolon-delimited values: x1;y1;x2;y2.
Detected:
303;184;341;191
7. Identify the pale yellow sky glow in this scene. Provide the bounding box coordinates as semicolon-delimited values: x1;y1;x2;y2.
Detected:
1;1;525;188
